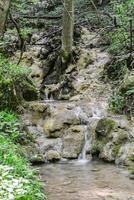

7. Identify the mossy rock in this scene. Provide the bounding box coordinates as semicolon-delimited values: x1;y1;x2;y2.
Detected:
112;144;121;158
113;130;129;145
95;118;116;138
91;140;105;156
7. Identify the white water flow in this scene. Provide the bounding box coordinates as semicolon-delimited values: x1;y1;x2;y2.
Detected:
78;131;92;163
44;88;54;102
74;107;92;163
77;103;106;163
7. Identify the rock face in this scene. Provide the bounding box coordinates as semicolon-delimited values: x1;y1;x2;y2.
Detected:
20;27;134;175
21;101;90;162
63;125;87;158
91;116;134;173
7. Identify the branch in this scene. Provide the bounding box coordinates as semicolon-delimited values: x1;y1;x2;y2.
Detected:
22;15;62;20
9;11;25;65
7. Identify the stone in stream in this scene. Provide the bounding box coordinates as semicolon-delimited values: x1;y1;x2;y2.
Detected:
46;150;61;162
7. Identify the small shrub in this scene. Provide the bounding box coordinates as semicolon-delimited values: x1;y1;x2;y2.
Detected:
0;111;46;200
0;54;38;110
110;80;134;115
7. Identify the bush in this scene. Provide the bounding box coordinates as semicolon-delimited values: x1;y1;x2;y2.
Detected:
110;80;134;115
0;54;38;110
106;0;134;55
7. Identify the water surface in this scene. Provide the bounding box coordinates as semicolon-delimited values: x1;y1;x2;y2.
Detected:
38;160;134;200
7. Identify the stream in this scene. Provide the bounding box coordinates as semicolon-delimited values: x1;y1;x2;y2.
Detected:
38;160;134;200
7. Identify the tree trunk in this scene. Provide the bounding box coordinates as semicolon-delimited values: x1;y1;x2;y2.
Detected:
0;0;11;38
62;0;74;63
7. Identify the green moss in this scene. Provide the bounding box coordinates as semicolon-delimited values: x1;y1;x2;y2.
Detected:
95;118;116;138
112;144;121;157
91;140;105;156
0;54;38;110
109;79;134;115
115;131;129;145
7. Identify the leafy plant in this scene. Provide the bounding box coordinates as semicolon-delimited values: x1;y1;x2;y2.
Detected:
0;111;46;200
0;54;38;110
107;0;134;55
109;80;134;115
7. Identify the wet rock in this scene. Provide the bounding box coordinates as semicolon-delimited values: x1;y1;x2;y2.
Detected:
46;150;61;162
91;119;130;163
100;142;115;162
62;125;87;159
30;154;45;164
115;143;134;166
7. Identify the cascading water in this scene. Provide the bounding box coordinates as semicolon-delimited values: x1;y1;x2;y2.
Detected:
78;130;92;163
74;106;92;163
44;88;54;102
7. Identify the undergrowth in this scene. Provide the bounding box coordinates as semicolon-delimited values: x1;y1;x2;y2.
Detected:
110;79;134;116
0;111;46;200
0;54;38;110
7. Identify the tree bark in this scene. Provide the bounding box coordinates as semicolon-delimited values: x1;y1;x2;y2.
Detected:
0;0;11;38
62;0;74;63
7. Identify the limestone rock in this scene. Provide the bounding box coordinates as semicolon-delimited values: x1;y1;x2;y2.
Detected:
46;150;61;162
62;125;87;159
43;118;64;138
99;142;115;162
43;106;88;138
30;154;45;164
36;136;63;154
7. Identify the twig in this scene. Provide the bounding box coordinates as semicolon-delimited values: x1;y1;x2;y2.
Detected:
9;11;25;65
22;15;62;20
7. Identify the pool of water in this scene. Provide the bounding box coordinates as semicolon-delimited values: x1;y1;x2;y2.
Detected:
38;160;134;200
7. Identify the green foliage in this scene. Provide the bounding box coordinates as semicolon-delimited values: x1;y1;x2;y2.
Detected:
0;111;33;144
107;0;134;55
110;80;134;115
0;111;46;200
105;61;128;81
0;54;38;110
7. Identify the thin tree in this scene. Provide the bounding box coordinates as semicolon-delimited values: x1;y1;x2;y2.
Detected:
61;0;74;63
0;0;11;38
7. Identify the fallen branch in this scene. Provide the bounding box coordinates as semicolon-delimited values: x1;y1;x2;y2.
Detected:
22;15;62;20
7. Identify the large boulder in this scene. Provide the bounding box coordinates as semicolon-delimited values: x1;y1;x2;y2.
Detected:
62;125;87;159
43;106;88;138
36;136;63;155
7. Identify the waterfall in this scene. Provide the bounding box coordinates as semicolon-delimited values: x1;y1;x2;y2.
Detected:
44;88;54;102
45;88;49;100
78;130;92;163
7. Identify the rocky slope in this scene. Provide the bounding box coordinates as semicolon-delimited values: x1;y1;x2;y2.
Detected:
19;27;134;178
